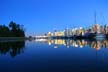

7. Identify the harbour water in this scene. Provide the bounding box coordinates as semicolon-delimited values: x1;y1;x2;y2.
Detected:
0;39;108;72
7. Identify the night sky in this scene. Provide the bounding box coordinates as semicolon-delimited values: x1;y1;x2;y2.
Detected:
0;0;108;36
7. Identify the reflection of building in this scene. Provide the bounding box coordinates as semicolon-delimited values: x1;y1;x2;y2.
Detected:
104;40;108;48
35;39;108;50
54;39;65;45
48;40;52;45
92;41;101;50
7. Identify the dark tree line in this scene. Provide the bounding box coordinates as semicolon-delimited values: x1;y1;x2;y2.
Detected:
0;21;25;37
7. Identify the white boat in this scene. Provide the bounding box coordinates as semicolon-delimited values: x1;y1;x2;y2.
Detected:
95;34;105;40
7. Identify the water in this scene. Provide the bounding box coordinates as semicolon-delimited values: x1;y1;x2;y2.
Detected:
0;39;108;72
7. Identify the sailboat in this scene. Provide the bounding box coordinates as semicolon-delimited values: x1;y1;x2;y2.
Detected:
94;12;105;39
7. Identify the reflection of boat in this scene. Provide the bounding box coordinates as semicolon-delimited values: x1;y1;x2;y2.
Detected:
105;34;108;38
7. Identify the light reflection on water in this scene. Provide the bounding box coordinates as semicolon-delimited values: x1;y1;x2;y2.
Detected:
35;39;108;50
0;39;108;72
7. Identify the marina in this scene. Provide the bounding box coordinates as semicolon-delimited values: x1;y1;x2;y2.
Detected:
36;24;108;39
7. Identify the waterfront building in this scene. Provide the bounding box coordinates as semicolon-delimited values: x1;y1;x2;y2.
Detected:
54;29;57;36
104;25;108;34
73;28;78;36
55;31;65;36
100;26;104;34
92;24;101;34
47;32;53;37
41;24;108;39
70;28;75;36
78;27;85;36
64;28;70;37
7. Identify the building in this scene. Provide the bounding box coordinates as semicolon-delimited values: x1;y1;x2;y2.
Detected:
54;31;65;36
47;32;53;37
92;24;101;33
104;25;108;34
78;27;85;36
64;28;70;36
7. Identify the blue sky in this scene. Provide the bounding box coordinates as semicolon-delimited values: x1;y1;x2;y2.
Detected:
0;0;108;36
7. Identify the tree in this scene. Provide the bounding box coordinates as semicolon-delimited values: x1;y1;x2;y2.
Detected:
9;21;25;37
0;21;25;37
0;25;10;37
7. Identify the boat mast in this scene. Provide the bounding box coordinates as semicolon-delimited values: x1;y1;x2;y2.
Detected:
94;11;97;24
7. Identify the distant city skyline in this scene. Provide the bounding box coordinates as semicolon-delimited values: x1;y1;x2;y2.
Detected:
0;0;108;36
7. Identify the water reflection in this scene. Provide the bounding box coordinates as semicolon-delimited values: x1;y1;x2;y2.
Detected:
36;39;108;50
0;41;25;58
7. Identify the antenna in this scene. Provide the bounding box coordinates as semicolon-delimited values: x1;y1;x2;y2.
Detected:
94;11;97;24
101;13;106;26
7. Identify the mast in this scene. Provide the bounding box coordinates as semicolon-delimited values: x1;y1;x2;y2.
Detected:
94;11;97;24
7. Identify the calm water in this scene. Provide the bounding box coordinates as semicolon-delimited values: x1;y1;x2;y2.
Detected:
0;39;108;72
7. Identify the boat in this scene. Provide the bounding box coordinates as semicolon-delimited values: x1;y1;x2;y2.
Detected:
95;33;105;40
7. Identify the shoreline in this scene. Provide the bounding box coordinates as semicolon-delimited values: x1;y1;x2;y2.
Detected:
0;37;26;41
